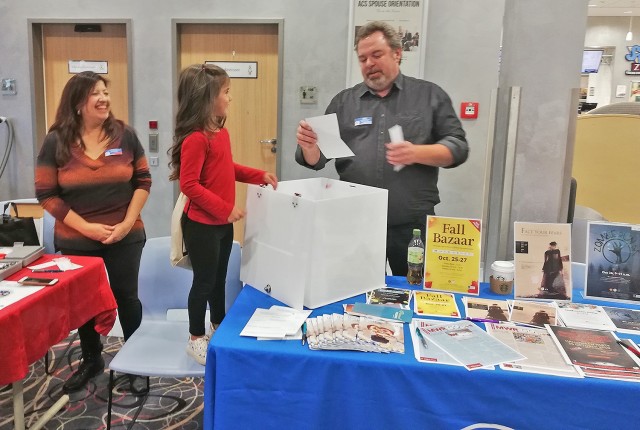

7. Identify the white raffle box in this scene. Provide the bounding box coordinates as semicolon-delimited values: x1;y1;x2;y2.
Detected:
240;178;388;309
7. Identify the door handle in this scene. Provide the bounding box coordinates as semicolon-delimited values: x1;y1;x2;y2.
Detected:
260;138;277;153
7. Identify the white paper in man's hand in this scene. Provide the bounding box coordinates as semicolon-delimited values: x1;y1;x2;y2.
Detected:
388;124;405;172
305;113;355;159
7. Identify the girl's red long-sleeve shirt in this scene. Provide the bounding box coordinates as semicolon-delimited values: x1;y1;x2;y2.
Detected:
180;129;266;225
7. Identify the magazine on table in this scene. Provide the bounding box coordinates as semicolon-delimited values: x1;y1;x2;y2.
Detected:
424;216;482;295
485;323;582;378
547;325;640;381
366;286;412;309
513;222;572;301
602;306;640;335
420;319;525;370
554;302;617;331
413;291;461;318
584;221;640;305
509;300;558;327
462;296;510;321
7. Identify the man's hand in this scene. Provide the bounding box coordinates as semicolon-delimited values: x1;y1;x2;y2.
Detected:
385;141;416;166
296;120;321;165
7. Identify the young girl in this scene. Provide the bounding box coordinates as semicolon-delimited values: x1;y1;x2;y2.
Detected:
169;64;278;365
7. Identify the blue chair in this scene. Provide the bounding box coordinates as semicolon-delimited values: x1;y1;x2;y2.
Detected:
106;236;242;429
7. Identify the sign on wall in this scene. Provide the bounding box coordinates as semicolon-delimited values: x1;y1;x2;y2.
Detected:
68;60;108;74
624;45;640;76
347;0;428;87
205;61;258;79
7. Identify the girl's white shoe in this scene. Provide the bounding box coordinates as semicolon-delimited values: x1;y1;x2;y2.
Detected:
186;336;208;365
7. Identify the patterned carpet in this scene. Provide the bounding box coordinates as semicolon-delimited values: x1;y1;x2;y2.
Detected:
0;334;204;429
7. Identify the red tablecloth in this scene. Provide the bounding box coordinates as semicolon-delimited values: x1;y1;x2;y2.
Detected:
0;255;117;385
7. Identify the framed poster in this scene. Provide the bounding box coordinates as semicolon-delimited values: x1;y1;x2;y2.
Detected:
584;221;640;304
424;216;482;295
347;0;428;87
630;81;640;102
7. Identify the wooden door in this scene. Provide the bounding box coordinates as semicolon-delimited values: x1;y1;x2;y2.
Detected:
42;24;128;133
178;23;279;244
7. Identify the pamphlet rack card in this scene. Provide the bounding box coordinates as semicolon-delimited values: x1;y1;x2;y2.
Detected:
240;178;388;309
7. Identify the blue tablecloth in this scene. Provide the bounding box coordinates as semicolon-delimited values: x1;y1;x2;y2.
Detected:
204;277;640;430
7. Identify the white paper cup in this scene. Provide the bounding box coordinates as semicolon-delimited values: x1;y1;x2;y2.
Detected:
490;261;514;295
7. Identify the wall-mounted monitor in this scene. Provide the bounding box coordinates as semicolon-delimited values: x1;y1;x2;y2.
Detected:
581;49;604;74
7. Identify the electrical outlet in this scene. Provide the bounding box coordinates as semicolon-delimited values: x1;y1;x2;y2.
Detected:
149;133;159;152
1;79;16;96
300;86;317;104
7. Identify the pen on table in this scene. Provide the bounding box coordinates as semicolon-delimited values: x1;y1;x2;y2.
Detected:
415;327;428;349
616;340;640;359
302;322;307;346
32;269;64;273
466;317;501;324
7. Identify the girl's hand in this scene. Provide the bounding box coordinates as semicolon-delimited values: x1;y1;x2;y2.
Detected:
228;206;246;223
263;172;278;190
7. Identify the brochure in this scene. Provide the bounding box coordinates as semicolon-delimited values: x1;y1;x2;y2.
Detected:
509;300;558;327
555;302;617;331
513;222;572;300
345;302;413;323
584;221;640;304
462;296;510;321
602;306;640;335
413;291;461;318
420;320;526;370
424;216;481;295
306;314;405;354
485;323;582;378
366;286;412;309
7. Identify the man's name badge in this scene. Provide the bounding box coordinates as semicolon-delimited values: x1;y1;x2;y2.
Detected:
354;117;372;126
105;148;123;156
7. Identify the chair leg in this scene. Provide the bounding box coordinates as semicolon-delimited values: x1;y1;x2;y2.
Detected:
127;390;150;430
107;370;115;430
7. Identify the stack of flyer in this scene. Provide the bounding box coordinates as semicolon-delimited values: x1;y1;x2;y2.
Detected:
554;302;617;331
305;313;404;354
547;325;640;381
485;323;582;378
413;319;525;370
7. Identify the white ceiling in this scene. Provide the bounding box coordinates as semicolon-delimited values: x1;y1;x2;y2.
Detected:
588;0;640;16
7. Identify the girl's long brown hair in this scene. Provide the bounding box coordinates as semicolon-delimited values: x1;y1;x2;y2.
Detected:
168;64;228;181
